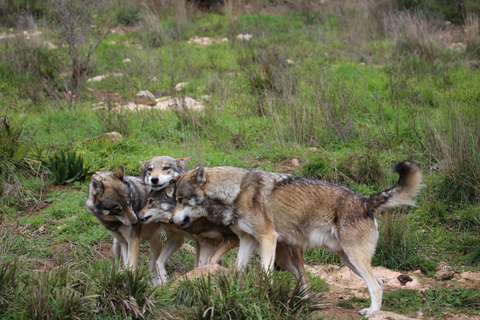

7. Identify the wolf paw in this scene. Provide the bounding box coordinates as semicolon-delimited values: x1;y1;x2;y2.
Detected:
359;308;372;317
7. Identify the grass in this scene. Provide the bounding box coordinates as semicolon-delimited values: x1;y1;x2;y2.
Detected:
1;0;480;318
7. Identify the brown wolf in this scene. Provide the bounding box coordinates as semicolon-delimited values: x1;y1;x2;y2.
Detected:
169;161;423;316
85;166;165;286
139;186;309;290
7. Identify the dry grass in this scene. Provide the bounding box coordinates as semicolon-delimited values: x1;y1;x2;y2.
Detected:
465;11;480;53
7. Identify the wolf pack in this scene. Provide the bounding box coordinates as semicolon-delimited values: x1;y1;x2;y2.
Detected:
85;155;423;316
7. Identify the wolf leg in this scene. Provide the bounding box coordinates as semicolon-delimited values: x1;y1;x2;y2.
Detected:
126;237;141;271
259;232;278;273
146;228;164;287
234;232;257;270
208;235;239;265
196;238;220;266
339;248;383;316
156;232;185;283
275;244;309;292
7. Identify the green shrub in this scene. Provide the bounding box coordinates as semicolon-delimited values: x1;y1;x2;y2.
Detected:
0;116;29;173
168;267;324;319
117;3;140;26
374;212;436;274
41;150;95;185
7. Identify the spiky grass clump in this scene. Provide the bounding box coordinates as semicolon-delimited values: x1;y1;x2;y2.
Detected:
167;267;326;319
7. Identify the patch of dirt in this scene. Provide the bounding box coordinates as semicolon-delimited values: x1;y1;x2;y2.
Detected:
94;241;114;259
306;263;480;319
241;156;302;173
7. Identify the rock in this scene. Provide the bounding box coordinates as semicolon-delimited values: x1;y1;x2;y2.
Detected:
112;96;204;112
122;58;131;63
175;82;188;91
370;310;416;320
134;90;156;106
460;271;480;282
308;147;319;152
180;264;226;281
286;59;294;64
290;158;300;167
87;73;123;83
448;42;466;52
468;60;480;70
148;76;158;83
236;33;253;41
83;132;123;145
435;262;457;281
397;274;413;286
305;264;425;290
180;243;196;255
44;41;58;50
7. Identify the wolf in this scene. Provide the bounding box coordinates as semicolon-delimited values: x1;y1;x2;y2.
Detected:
138;186;309;290
140;156;190;190
169;161;423;316
85;166;165;286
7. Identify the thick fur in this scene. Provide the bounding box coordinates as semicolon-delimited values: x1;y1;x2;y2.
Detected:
85;166;165;287
139;187;309;290
170;161;423;316
140;156;190;190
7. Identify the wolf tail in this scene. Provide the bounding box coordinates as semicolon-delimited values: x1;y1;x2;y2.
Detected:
369;161;423;212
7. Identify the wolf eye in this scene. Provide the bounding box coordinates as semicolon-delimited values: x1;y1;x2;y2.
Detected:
148;198;154;205
163;166;170;171
147;167;153;172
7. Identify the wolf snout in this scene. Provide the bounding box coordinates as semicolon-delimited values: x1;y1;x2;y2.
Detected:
132;219;139;226
151;177;159;184
169;218;174;224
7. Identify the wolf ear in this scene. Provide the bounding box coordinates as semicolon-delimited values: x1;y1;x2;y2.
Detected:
139;160;147;168
194;166;206;186
165;185;174;198
91;178;104;195
114;166;125;181
176;157;191;170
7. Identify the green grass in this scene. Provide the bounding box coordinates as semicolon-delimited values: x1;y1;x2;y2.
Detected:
1;1;480;318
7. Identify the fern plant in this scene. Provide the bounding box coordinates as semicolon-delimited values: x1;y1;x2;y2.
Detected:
41;150;95;185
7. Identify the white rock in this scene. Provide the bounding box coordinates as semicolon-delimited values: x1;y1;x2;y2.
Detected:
175;82;188;91
122;58;131;63
237;33;252;41
134;90;156;106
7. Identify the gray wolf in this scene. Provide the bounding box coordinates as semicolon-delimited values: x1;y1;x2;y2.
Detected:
85;166;165;286
138;186;309;290
140;156;190;190
169;161;423;316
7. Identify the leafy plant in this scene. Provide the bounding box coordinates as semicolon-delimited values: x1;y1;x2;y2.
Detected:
41;150;95;185
0;116;29;171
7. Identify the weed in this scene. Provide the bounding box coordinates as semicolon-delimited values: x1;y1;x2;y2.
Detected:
41;149;95;185
95;260;157;319
425;286;480;315
168;267;324;319
374;211;436;274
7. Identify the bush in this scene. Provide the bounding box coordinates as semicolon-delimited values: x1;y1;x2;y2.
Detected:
41;150;95;185
167;267;324;319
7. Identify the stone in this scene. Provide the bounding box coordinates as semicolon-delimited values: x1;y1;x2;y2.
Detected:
175;82;188;91
370;310;417;320
236;33;253;41
435;262;457;281
181;264;226;281
148;76;158;83
122;58;131;63
134;90;156;106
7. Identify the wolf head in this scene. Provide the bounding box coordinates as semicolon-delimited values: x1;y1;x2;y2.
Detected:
169;166;209;228
85;166;139;227
138;185;176;224
139;156;190;190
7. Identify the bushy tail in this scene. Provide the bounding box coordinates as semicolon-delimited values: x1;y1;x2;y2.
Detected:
369;161;423;212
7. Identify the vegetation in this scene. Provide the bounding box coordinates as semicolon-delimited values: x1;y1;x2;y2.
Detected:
1;0;479;318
